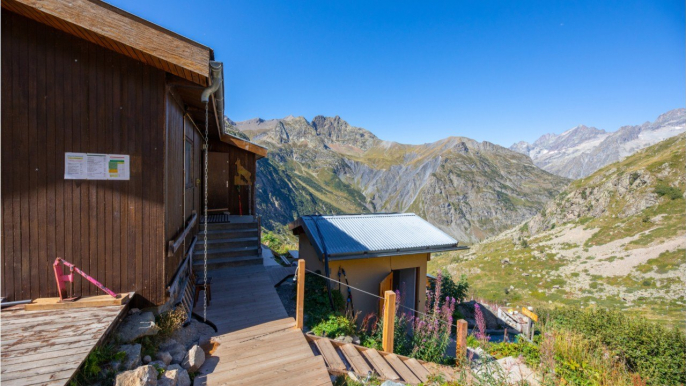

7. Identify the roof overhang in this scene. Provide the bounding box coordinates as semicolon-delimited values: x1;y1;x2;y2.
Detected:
2;0;212;86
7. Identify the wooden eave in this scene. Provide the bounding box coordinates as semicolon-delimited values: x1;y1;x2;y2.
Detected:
168;76;268;159
2;0;211;86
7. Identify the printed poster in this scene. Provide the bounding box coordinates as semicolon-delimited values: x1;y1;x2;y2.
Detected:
107;154;130;180
64;152;130;180
86;154;107;180
64;152;87;179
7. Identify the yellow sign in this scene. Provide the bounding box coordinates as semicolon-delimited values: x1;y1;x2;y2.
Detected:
521;307;538;322
234;159;251;186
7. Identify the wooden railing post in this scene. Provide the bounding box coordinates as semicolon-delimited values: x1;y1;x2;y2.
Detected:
295;259;306;330
456;319;468;359
382;290;396;353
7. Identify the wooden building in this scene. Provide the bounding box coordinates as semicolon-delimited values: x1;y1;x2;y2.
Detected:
289;214;466;318
1;0;266;305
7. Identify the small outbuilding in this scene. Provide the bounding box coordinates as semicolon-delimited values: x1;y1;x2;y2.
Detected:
289;213;467;318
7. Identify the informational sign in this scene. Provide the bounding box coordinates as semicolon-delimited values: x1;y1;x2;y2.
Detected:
107;154;130;180
521;307;539;322
64;152;130;181
87;154;107;180
64;152;87;179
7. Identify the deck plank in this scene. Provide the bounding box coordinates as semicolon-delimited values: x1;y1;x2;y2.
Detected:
403;358;431;382
0;304;126;386
315;338;347;373
340;343;372;376
192;264;331;386
361;349;400;381
384;353;421;384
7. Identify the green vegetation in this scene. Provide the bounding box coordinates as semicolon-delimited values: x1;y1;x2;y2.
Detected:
70;344;126;386
541;307;686;385
654;184;683;200
262;229;297;256
312;314;358;338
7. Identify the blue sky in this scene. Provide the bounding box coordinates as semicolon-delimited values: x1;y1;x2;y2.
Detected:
108;0;684;146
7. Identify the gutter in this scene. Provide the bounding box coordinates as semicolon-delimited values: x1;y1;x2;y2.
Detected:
201;61;225;136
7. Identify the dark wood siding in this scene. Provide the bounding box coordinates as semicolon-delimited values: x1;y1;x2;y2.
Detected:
208;142;257;216
1;10;166;303
164;94;203;285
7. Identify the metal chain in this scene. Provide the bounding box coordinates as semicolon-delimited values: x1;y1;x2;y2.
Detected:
203;101;209;322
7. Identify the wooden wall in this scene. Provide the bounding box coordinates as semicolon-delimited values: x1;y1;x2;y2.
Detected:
1;10;167;303
164;93;202;285
208;142;257;216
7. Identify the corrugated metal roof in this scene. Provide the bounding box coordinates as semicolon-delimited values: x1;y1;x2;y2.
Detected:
294;213;461;260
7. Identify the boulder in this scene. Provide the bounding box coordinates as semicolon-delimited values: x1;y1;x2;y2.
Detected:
158;369;191;386
115;365;158;386
142;355;152;364
181;345;205;372
116;312;159;343
156;351;173;366
115;344;142;371
149;360;167;370
167;364;183;372
160;340;187;365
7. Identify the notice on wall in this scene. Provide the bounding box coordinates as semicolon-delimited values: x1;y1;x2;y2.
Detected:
64;152;130;180
64;152;87;179
107;154;130;180
87;154;107;180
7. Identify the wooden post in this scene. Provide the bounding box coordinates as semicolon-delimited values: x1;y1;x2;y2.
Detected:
382;290;396;353
456;319;468;359
295;259;306;330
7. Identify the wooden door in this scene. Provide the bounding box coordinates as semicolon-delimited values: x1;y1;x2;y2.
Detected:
379;272;394;316
207;152;229;211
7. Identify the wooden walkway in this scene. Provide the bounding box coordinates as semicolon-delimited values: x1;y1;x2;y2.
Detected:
0;304;128;386
306;335;458;385
193;265;332;386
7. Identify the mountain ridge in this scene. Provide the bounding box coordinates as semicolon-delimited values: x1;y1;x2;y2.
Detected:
511;109;685;179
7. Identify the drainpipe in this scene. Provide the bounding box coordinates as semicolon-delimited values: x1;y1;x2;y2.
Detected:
200;61;225;134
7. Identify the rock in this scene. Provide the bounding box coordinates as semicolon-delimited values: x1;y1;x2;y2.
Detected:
181;345;205;372
522;273;529;276
334;336;353;344
158;369;192;386
116;312;159;343
117;344;142;370
156;351;173;366
501;258;510;265
129;308;141;315
380;381;404;386
167;319;214;349
167;364;183;372
142;355;152;364
149;360;167;370
115;365;158;386
160;340;187;365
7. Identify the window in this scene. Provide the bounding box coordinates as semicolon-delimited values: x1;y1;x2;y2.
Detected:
185;139;193;188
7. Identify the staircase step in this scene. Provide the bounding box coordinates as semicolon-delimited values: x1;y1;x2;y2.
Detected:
193;255;262;269
197;237;258;250
203;228;259;240
203;222;258;231
194;246;259;258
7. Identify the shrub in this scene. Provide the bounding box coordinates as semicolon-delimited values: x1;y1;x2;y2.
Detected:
312;314;358;338
541;307;686;385
300;271;345;327
654;184;683;200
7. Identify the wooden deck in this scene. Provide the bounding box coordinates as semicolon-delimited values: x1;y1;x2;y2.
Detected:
193;265;332;386
0;304;128;386
306;335;458;385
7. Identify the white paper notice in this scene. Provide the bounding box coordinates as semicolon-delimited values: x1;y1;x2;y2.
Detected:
64;152;87;179
107;154;130;180
86;154;108;180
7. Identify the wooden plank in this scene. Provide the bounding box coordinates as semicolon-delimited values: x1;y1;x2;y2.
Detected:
315;338;347;373
403;358;430;383
361;349;399;381
340;344;372;376
5;0;210;84
0;369;73;386
384;354;421;384
24;293;130;311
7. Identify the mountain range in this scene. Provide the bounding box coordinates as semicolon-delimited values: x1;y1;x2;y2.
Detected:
511;109;685;179
230;108;684;244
